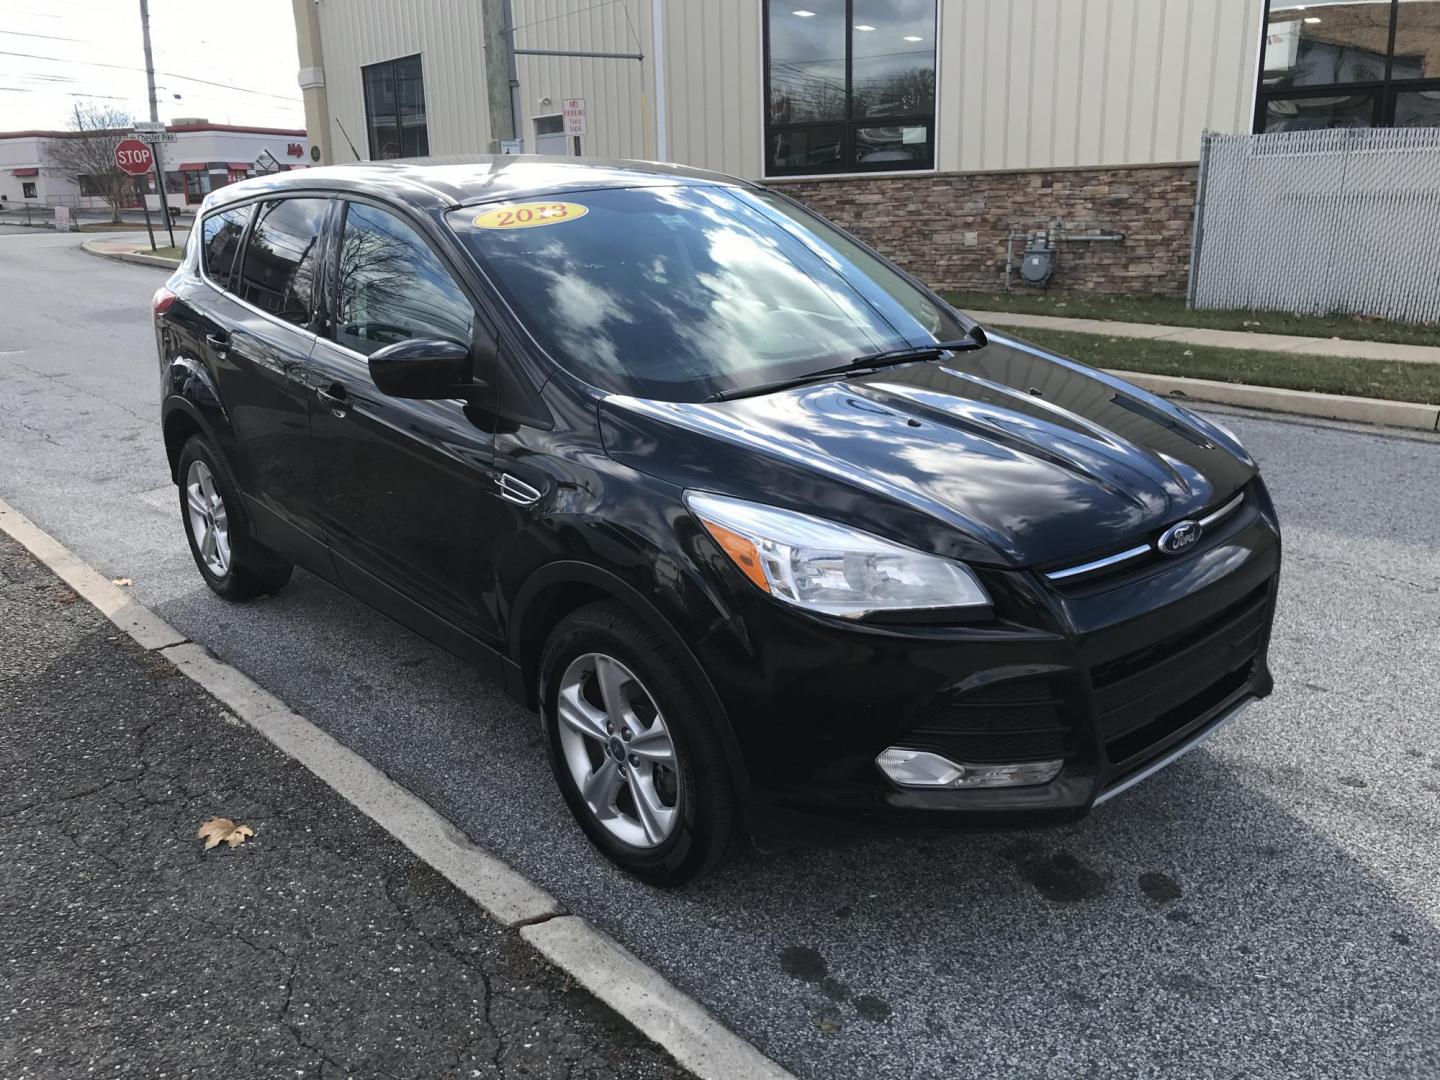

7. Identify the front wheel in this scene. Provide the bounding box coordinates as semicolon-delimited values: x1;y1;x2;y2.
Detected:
539;602;737;886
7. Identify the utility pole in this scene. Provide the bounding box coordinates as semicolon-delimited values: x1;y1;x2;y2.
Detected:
139;0;158;122
482;0;517;152
137;0;175;247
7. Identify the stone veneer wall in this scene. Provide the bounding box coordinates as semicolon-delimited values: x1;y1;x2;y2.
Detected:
771;163;1200;297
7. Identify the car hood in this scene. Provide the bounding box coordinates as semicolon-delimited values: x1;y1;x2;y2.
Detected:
598;333;1257;568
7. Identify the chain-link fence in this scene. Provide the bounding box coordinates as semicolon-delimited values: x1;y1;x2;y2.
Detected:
1189;128;1440;324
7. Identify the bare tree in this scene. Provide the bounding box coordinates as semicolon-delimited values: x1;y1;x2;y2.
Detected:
44;103;136;223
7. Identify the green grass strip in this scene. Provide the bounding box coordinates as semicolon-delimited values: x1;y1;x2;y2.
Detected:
991;326;1440;406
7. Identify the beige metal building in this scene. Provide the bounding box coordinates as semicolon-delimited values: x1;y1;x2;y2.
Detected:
289;0;1440;294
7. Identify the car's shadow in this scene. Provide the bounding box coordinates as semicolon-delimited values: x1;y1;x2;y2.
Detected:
154;567;1440;1080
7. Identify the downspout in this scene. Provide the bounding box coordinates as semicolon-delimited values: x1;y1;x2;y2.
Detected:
502;0;523;149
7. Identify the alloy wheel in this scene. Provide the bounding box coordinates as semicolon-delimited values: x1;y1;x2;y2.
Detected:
185;459;231;577
556;652;682;848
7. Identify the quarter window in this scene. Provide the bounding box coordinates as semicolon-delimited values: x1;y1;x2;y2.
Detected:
334;202;471;356
764;0;937;176
201;204;253;293
363;54;429;159
236;198;329;328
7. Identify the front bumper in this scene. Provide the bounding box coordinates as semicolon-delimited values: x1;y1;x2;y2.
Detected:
696;485;1281;839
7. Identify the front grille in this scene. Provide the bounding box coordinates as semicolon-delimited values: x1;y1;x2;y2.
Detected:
900;678;1070;764
1092;585;1269;765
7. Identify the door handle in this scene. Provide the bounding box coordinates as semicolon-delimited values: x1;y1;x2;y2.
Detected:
316;383;350;416
205;331;230;357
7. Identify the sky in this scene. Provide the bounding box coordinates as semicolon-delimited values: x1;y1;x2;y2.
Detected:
1;0;304;132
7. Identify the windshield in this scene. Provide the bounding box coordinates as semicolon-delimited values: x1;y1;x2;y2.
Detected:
447;184;970;402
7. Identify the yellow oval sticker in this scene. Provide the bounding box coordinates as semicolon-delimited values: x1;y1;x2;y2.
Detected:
472;201;588;230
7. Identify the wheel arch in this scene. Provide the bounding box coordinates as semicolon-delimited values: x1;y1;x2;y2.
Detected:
507;560;752;799
161;356;226;483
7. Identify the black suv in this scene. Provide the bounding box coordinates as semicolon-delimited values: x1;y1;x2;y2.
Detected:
154;159;1280;885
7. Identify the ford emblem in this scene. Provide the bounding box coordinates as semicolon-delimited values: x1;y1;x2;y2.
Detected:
1157;520;1202;555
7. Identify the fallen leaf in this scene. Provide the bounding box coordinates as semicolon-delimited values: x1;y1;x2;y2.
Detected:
112;577;132;587
197;817;254;850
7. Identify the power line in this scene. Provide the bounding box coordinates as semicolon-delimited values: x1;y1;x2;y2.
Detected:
0;48;301;103
0;28;89;42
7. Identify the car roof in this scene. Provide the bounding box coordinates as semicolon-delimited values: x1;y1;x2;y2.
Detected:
202;155;759;214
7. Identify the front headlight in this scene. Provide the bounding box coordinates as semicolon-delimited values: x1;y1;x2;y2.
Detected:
684;491;990;618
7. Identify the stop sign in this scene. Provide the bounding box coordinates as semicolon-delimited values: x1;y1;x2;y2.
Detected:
114;138;154;176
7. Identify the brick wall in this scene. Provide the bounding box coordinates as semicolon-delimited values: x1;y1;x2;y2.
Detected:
771;163;1200;297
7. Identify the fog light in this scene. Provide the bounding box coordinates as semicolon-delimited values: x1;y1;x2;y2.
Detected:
875;748;1063;789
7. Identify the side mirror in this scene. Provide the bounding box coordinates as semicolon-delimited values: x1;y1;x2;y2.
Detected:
367;338;476;400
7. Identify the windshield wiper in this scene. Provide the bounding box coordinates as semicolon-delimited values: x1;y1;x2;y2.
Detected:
707;328;987;403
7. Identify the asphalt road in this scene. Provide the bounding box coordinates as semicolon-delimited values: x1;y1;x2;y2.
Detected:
3;227;1438;1079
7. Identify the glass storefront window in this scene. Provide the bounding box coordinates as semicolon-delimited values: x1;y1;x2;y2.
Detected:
1259;1;1440;130
764;0;936;176
363;54;429;160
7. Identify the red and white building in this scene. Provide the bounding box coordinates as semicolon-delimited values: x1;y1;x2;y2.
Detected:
0;121;309;215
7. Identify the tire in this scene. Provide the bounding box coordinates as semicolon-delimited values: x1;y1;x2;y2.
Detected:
176;434;293;601
539;601;737;886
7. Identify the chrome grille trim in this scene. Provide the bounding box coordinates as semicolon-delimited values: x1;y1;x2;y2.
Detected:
1044;544;1152;582
1199;492;1245;529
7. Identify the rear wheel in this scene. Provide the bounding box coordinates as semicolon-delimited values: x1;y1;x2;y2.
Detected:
539;602;736;886
177;435;293;600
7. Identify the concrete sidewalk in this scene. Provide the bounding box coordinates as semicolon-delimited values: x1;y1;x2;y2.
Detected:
968;309;1440;366
0;530;692;1080
80;233;186;269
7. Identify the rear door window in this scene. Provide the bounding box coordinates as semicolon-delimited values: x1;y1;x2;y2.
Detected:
333;201;472;356
235;198;329;328
200;204;252;293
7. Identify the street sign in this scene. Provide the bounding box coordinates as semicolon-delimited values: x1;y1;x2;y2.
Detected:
114;138;154;176
133;120;165;133
562;98;588;136
140;132;178;145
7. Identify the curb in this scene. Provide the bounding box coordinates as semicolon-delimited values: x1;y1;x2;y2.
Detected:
80;238;180;270
0;496;797;1080
1106;369;1440;433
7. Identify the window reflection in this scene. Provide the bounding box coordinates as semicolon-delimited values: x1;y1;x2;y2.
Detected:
1393;0;1440;79
851;0;936;121
1395;87;1440;124
237;198;328;327
1263;2;1392;86
336;203;472;355
767;0;847;124
451;186;965;402
1258;0;1440;130
201;204;252;293
1262;91;1377;131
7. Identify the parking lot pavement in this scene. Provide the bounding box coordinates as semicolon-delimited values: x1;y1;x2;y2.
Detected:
2;228;1438;1079
0;531;692;1080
